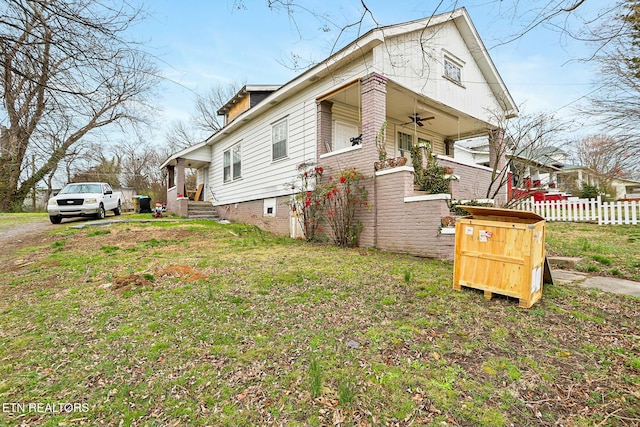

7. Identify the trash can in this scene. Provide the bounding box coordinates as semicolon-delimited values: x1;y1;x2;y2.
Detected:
136;196;152;213
453;206;546;308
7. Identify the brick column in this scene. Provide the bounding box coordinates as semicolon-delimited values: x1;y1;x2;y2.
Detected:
316;100;333;156
175;158;188;217
361;73;388;248
361;73;388;168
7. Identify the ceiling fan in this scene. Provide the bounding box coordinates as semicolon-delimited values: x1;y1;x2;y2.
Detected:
402;113;435;127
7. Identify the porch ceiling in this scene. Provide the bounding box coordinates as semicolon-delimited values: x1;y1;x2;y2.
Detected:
161;142;211;170
163;158;209;169
387;83;487;140
325;79;490;140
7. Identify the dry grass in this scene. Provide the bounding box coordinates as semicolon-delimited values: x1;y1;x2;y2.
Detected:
0;217;638;426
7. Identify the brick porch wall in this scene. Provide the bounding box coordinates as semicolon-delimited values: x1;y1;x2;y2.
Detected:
375;167;455;260
438;156;506;206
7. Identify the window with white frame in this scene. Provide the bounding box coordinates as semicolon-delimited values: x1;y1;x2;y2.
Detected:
333;121;359;151
444;57;462;84
398;132;413;155
223;143;242;182
272;119;288;161
263;198;276;217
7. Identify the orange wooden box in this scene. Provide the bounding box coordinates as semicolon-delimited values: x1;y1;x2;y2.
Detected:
453;206;546;308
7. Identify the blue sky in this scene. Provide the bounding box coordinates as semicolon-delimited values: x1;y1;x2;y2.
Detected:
137;0;609;141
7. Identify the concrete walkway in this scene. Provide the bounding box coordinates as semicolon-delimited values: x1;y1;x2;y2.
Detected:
551;269;640;297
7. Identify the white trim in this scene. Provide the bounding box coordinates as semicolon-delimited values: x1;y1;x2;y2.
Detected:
440;227;456;234
374;165;414;176
442;49;465;66
404;194;451;203
319;143;362;159
437;154;495;172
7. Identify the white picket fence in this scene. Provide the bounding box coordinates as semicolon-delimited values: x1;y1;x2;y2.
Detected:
515;196;639;225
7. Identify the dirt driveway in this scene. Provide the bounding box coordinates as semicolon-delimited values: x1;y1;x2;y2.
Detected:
1;216;91;251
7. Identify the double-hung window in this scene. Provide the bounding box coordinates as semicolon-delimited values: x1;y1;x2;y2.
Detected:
444;57;462;84
398;132;413;155
272;119;288;161
223;143;242;182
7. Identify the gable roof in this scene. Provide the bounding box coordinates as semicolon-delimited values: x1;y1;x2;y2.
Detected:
162;7;517;168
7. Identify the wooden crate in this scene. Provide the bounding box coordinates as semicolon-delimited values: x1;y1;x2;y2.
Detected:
453;206;545;308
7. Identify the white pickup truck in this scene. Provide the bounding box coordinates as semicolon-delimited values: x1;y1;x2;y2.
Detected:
47;182;122;224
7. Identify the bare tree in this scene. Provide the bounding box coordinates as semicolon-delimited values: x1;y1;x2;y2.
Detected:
580;1;640;176
164;120;200;152
0;0;159;211
193;82;244;134
70;154;121;187
113;137;163;194
572;134;638;187
484;108;565;204
165;81;245;150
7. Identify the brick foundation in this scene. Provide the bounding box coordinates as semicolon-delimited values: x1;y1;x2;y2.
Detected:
215;196;291;236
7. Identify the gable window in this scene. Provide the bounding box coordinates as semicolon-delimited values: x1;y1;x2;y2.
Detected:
398;132;413;155
272;119;288;161
223;143;242;182
444;57;462;84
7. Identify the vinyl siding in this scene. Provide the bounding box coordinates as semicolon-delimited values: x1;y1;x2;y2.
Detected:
391;124;446;157
378;21;503;125
208;58;373;205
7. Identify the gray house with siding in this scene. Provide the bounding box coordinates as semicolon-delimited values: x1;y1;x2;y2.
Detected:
160;7;517;260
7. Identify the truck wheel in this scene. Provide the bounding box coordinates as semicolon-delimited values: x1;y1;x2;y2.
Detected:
49;215;62;224
113;201;121;216
96;204;106;220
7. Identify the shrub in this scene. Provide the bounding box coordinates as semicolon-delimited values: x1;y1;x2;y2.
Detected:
412;142;450;194
288;161;325;242
579;182;600;199
323;168;368;247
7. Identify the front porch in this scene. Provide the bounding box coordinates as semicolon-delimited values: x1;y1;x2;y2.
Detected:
316;74;506;167
163;146;211;217
315;73;507;255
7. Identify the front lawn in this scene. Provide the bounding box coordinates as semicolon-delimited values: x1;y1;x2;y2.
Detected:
546;222;640;281
0;219;638;426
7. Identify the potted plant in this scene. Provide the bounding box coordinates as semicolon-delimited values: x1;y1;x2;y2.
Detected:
374;122;392;170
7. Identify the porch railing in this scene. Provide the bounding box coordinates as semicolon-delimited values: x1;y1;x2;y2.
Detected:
514;196;639;225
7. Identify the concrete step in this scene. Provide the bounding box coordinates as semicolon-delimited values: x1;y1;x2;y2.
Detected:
187;201;219;220
547;256;582;269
